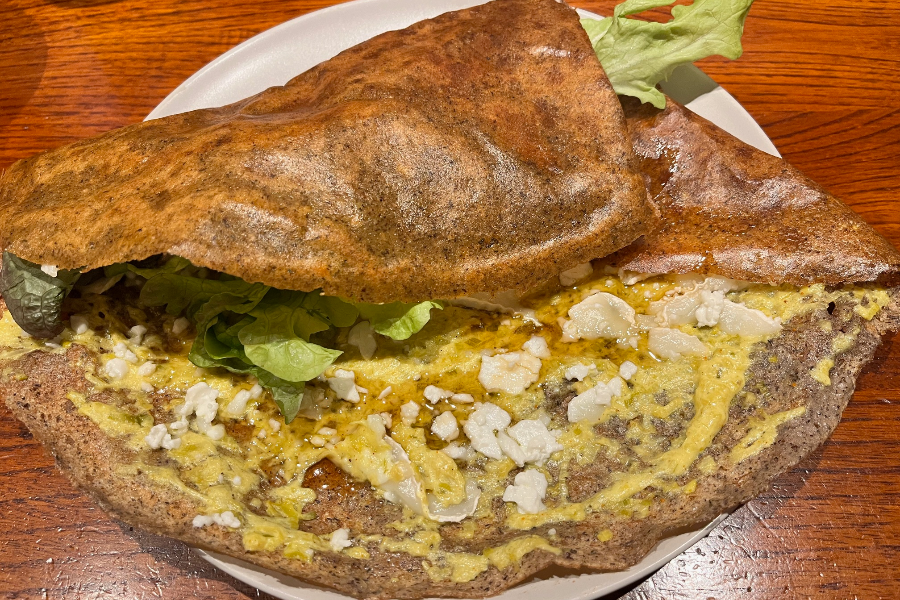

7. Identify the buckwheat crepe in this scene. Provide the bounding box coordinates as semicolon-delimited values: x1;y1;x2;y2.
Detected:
0;0;898;599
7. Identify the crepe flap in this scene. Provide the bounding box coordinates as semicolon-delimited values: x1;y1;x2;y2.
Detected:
0;0;653;303
608;98;900;285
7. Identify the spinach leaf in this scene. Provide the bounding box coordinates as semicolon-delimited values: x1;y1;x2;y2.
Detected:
0;252;80;338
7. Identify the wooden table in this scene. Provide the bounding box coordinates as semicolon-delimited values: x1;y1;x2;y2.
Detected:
1;0;898;598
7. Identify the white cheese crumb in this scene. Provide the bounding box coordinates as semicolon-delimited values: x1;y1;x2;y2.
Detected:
567;382;612;423
257;429;267;439
548;528;557;536
561;292;636;342
171;317;190;335
559;262;593;286
329;528;353;552
718;300;781;336
128;324;148;346
103;358;129;380
206;424;225;441
618;361;638;381
137;361;157;377
400;401;420;425
442;442;474;461
462;402;511;460
317;427;337;437
431;411;460;441
113;342;138;364
193;511;240;529
478;351;542;394
145;423;181;450
226;389;251;416
618;270;657;285
70;315;89;335
140;382;155;393
424;385;453;404
521;335;551;359
450;393;475;404
503;470;548;514
377;386;393;400
268;418;281;432
606;376;625;398
380;412;393;429
367;414;387;438
497;430;527;467
648;327;708;361
328;369;360;403
40;264;58;277
249;384;263;399
232;476;242;486
564;363;596;382
506;419;563;465
310;435;326;447
348;321;377;360
169;419;189;436
695;290;725;327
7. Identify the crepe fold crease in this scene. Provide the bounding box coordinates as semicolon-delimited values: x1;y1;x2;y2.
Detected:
0;0;653;303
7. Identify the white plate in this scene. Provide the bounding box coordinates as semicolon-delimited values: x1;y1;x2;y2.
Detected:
149;1;779;598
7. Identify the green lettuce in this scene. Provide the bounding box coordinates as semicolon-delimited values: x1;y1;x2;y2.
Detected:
139;269;442;422
583;0;754;108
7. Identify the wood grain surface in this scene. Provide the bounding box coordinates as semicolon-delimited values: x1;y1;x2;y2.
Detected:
1;0;898;598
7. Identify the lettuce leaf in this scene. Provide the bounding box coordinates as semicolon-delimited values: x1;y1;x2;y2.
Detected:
583;0;754;108
355;300;444;341
0;252;81;338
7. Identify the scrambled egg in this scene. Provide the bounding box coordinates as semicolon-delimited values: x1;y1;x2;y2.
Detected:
0;266;890;583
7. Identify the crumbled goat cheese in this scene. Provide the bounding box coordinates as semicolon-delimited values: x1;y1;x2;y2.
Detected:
431;411;459;441
367;413;387;438
561;292;636;342
718;301;781;336
478;351;542;394
192;511;240;529
171;317;190;335
328;369;360;402
442;442;475;461
329;528;353;552
113;342;138;364
249;384;263;399
348;321;377;360
377;386;393;400
448;290;539;324
128;324;148;345
496;430;528;467
503;470;548;514
140;382;155;393
103;358;130;380
226;389;251;416
463;402;511;460
451;393;475;404
310;435;326;447
567;381;613;423
145;424;181;450
70;315;89;335
232;476;242;486
606;376;624;397
400;401;420;425
618;269;657;285
424;385;453;404
564;363;596;381
695;290;725;327
521;335;551;359
268;418;281;432
40;264;58;277
506;419;563;465
559;262;593;286
137;361;156;377
175;382;221;437
380;412;393;429
169;419;189;436
648;328;708;361
618;361;638;381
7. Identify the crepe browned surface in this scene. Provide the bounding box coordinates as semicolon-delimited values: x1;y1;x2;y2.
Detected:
0;0;652;304
1;292;898;600
608;98;900;286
